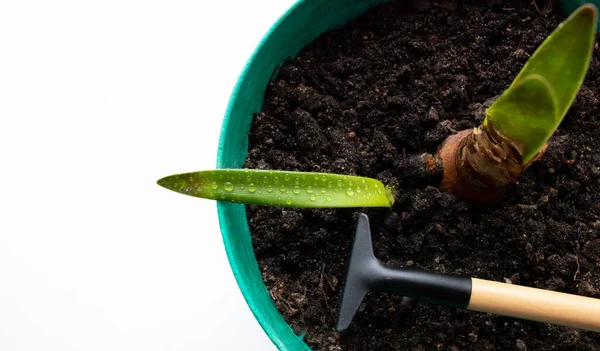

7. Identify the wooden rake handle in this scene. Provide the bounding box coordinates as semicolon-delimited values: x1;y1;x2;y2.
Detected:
468;278;600;332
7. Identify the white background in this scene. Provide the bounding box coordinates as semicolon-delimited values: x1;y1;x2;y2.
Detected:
0;0;297;349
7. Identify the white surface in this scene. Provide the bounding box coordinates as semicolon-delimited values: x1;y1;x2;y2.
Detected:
0;0;297;350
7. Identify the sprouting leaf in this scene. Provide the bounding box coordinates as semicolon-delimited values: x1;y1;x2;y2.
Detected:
485;74;557;162
485;4;598;164
157;169;395;208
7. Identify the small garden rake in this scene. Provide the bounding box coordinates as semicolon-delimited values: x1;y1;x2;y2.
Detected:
336;213;600;333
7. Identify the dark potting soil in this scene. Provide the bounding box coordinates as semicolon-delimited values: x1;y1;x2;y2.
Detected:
243;1;600;350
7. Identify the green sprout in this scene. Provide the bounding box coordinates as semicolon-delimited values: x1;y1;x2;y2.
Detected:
157;169;395;208
484;4;598;164
438;4;598;202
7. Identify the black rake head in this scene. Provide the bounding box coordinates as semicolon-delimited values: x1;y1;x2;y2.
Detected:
335;213;471;332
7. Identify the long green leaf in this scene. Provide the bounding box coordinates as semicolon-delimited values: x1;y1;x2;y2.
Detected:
485;4;597;164
157;169;395;208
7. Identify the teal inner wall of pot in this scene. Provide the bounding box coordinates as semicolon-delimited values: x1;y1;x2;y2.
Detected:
215;1;595;350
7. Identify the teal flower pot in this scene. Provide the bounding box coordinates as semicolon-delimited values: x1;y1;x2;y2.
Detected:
214;1;597;349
